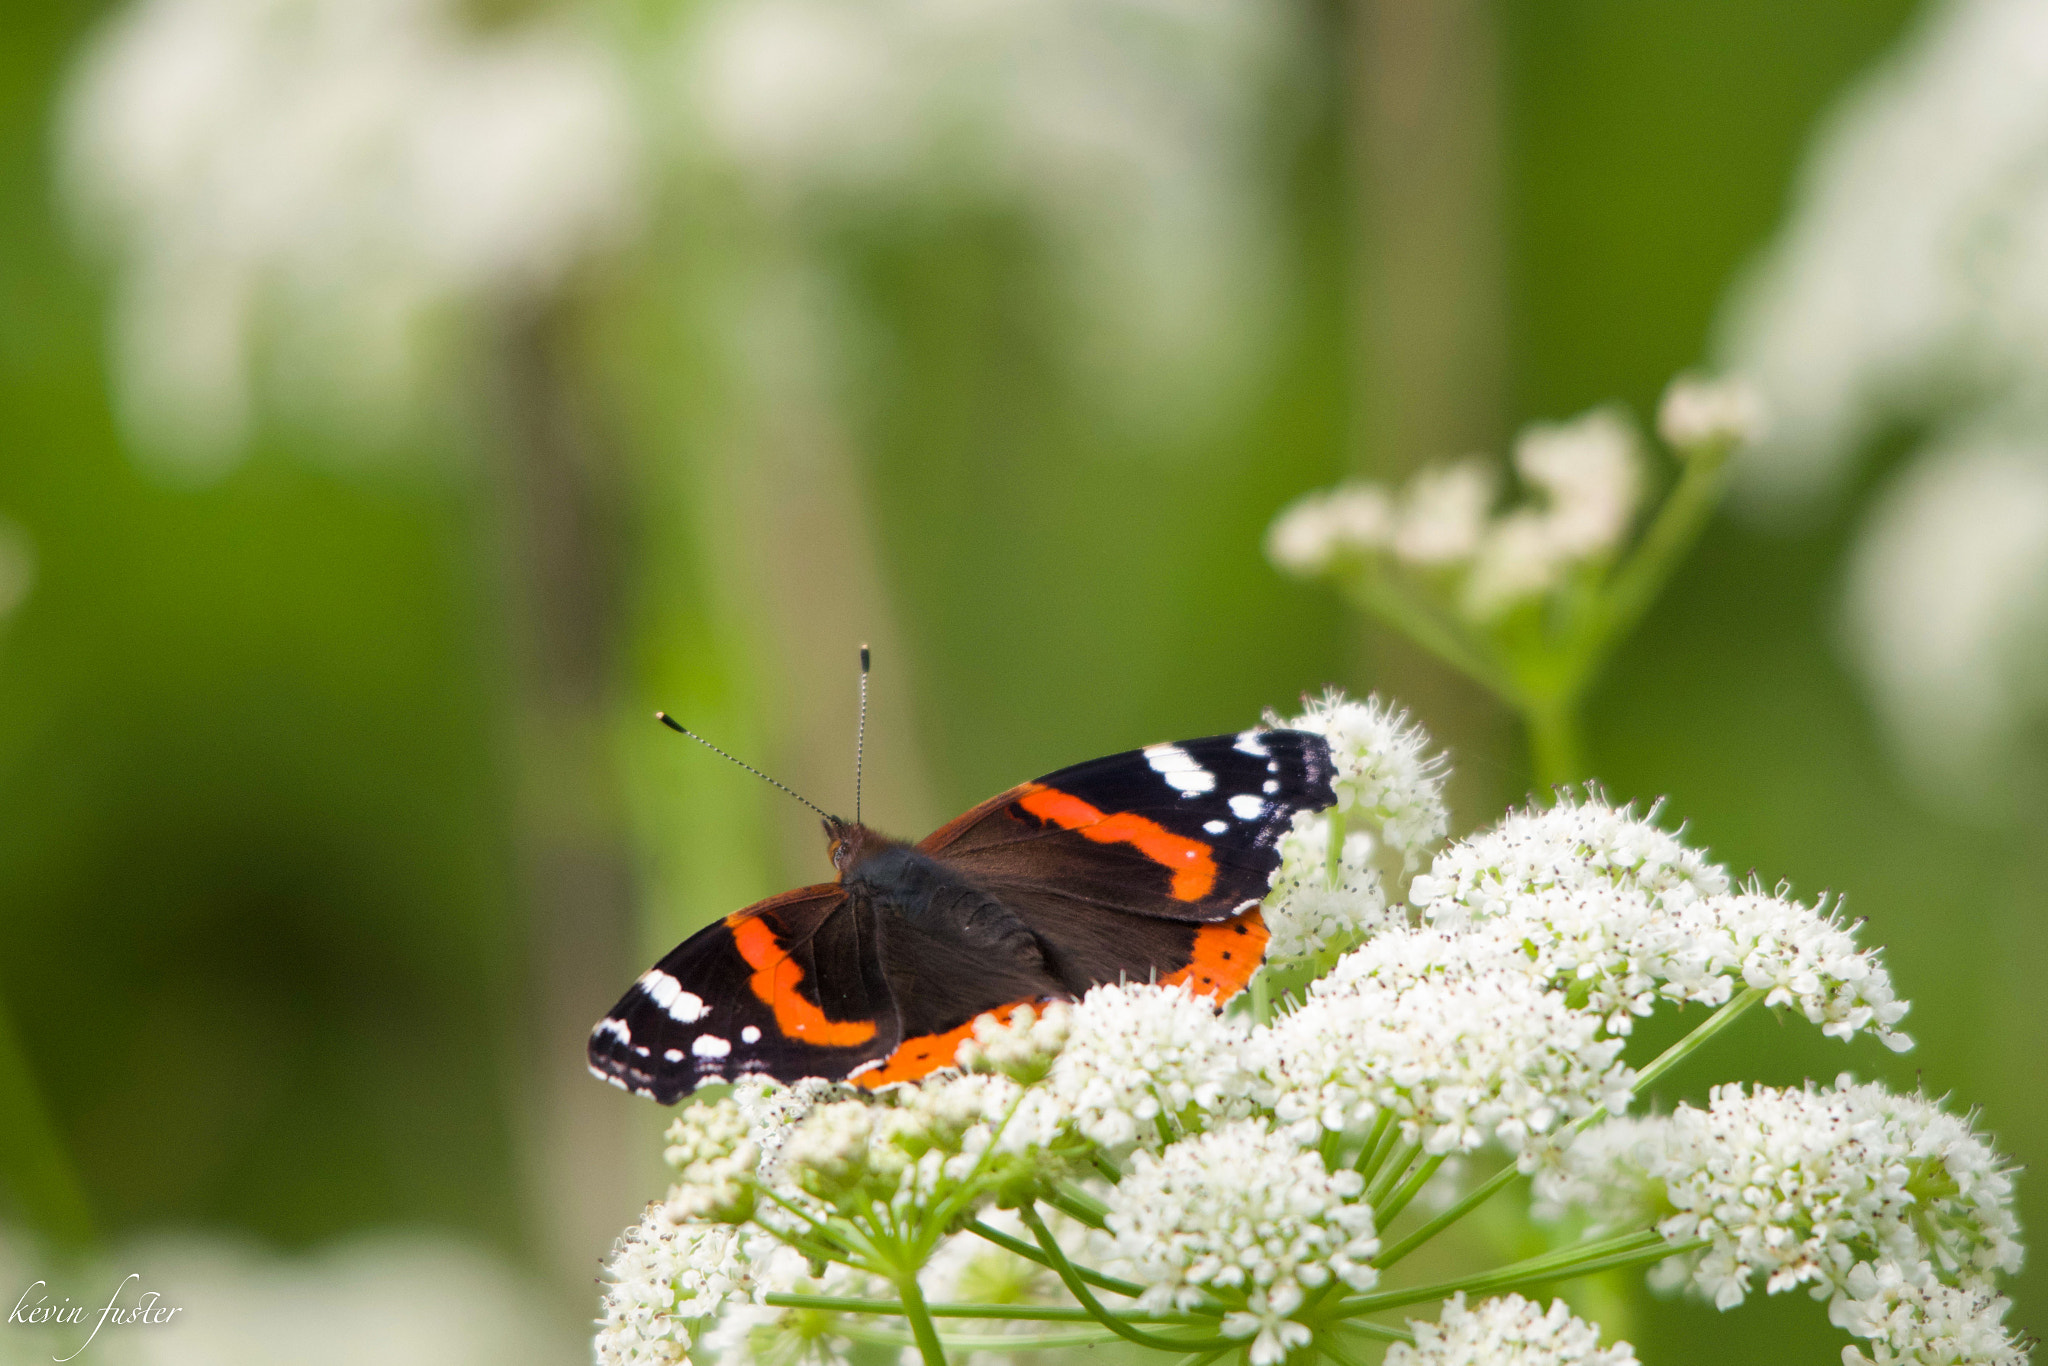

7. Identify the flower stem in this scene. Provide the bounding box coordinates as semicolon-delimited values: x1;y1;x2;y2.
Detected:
895;1273;950;1366
1587;444;1732;673
763;1294;1196;1323
1048;1181;1111;1229
1374;1153;1447;1227
965;1218;1147;1299
1020;1205;1229;1352
1364;1140;1420;1205
1522;696;1585;792
1335;1232;1700;1317
1371;1162;1519;1269
841;1325;1122;1351
1626;986;1766;1099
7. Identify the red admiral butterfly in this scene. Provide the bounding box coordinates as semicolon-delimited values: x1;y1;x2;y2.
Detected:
589;687;1335;1102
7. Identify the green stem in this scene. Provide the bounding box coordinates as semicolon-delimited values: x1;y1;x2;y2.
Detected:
1372;1162;1519;1270
895;1274;950;1366
1374;1153;1446;1228
1351;1110;1396;1178
840;1324;1122;1351
1364;1140;1419;1206
1020;1205;1229;1352
1048;1181;1111;1230
1588;446;1732;673
1375;986;1765;1271
0;996;94;1252
1627;986;1766;1099
965;1218;1147;1300
1329;1320;1416;1346
1340;570;1520;701
1334;1232;1698;1317
764;1294;1194;1323
1522;695;1585;792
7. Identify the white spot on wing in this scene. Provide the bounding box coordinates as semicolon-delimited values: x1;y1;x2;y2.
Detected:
593;1017;630;1045
1234;730;1269;757
1203;819;1229;834
639;969;709;1024
1263;779;1280;794
663;1048;684;1062
1228;794;1267;821
1144;743;1216;794
741;1026;762;1044
692;1035;732;1058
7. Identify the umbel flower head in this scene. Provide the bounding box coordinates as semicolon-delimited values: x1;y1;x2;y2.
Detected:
593;693;2019;1366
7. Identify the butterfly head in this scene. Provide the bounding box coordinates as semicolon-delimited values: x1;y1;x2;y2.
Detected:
824;815;885;876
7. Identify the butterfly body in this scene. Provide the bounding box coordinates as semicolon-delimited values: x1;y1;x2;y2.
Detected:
590;727;1335;1102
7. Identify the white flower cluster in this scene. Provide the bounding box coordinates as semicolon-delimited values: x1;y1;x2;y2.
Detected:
1031;982;1253;1153
1105;1119;1378;1364
1257;930;1633;1163
595;703;2003;1366
1412;795;1910;1048
1275;692;1450;866
1261;811;1395;964
1657;374;1766;452
1266;408;1645;620
1831;1260;2027;1366
596;1209;756;1366
1538;1079;2021;1315
1388;1294;1638;1366
60;0;638;474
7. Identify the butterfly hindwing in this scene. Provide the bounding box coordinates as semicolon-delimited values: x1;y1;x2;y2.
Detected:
919;728;1335;923
587;885;899;1102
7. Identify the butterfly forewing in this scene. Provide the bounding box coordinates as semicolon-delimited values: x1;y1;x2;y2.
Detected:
919;728;1335;922
586;885;899;1102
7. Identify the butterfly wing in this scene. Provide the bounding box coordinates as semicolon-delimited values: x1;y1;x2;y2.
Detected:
920;728;1335;922
914;728;1333;1003
587;884;899;1102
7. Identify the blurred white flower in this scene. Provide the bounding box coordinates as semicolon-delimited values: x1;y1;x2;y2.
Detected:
116;1231;574;1366
1103;1118;1378;1326
1657;373;1767;453
1391;461;1498;567
60;0;640;475
1264;484;1396;576
1269;409;1648;622
1724;0;2048;509
1720;0;2048;807
1388;1293;1638;1366
1842;438;2048;806
1464;410;1641;619
677;0;1304;442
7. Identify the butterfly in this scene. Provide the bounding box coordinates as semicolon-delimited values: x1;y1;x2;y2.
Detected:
588;725;1336;1102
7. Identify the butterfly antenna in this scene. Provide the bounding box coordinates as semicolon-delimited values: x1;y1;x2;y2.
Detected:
654;713;833;821
855;644;870;827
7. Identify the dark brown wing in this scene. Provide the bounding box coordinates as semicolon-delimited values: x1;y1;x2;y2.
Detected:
587;884;899;1103
919;729;1335;923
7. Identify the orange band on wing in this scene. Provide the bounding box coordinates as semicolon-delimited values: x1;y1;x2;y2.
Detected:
726;914;878;1048
851;1000;1036;1089
1015;783;1218;900
1160;907;1268;1001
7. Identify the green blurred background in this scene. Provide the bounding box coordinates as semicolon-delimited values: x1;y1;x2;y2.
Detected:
2;0;2038;1360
